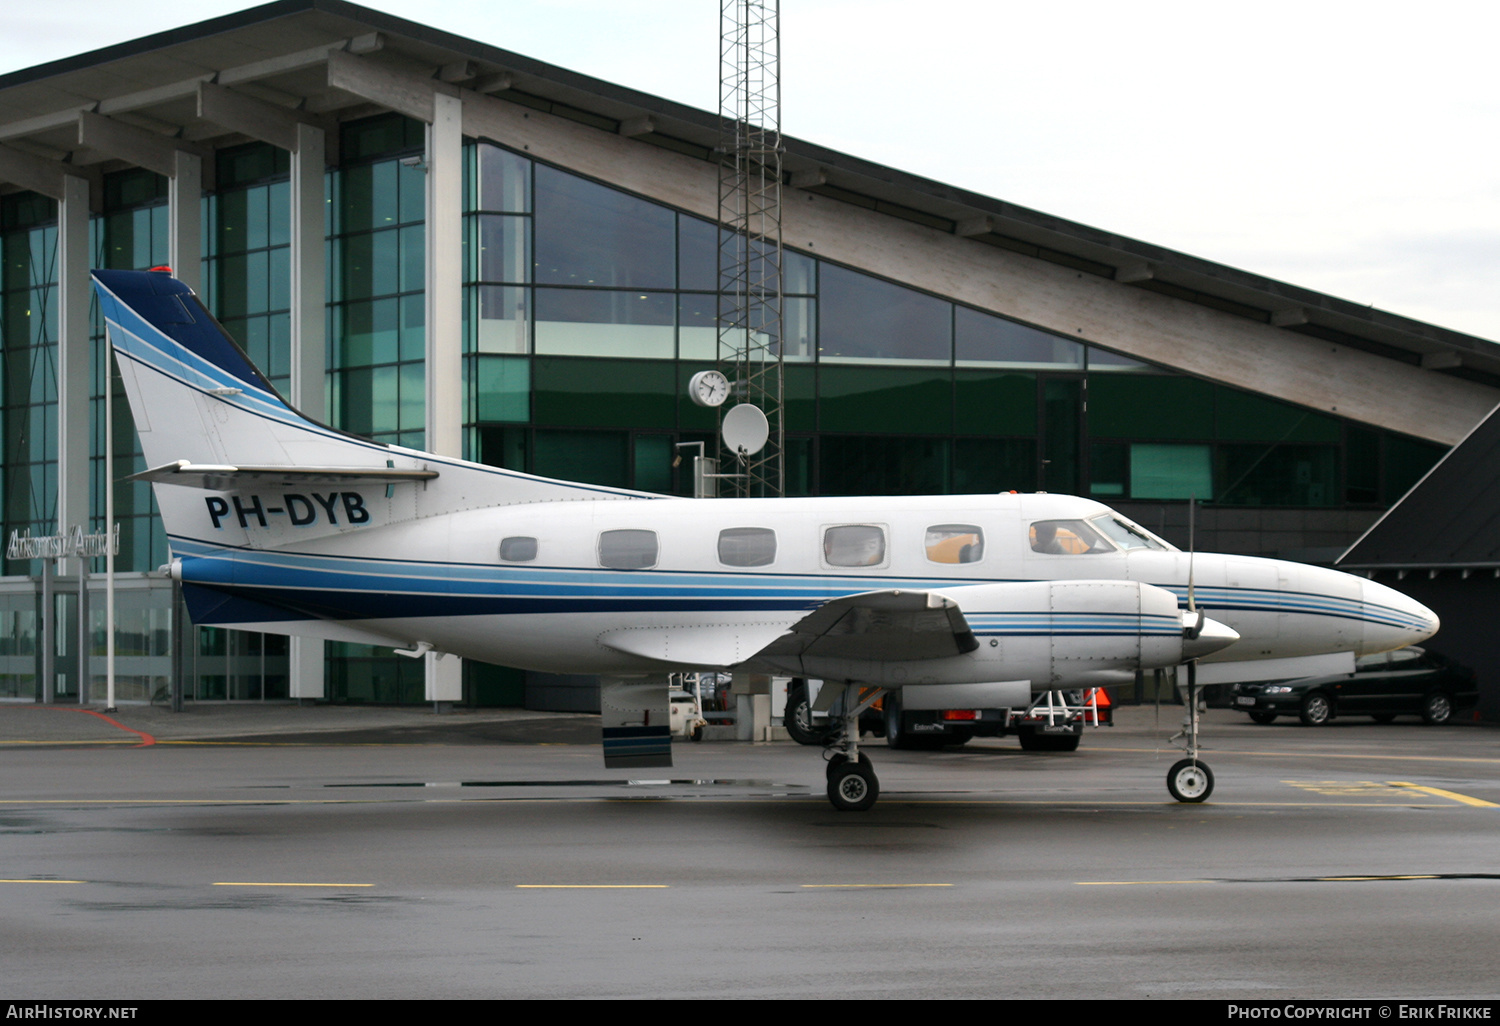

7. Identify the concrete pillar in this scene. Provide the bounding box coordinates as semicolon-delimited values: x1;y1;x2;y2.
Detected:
169;151;202;290
287;122;328;701
424;91;463;705
56;174;91;576
289;123;326;419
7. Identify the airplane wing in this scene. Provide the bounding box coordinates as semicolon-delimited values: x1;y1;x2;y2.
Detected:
596;589;977;669
757;590;979;662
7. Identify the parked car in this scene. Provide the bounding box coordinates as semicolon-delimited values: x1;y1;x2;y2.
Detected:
1230;647;1478;726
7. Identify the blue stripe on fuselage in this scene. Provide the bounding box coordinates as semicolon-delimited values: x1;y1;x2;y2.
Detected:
167;535;1412;635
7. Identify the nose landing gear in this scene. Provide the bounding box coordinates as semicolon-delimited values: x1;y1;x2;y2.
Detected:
1166;660;1214;803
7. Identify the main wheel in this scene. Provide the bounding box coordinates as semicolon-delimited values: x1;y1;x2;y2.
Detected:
785;679;832;746
884;693;913;750
1248;710;1278;725
1167;758;1214;802
1421;692;1453;725
1017;726;1082;752
1299;692;1332;726
827;759;879;812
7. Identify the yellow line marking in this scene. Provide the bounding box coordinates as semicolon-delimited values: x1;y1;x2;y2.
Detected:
1076;880;1213;886
1088;745;1500;766
213;882;372;888
0;879;85;884
515;884;668;889
800;883;953;889
1284;780;1415;798
1385;782;1499;807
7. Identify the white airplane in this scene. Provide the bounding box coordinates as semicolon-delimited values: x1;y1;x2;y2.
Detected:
91;268;1440;811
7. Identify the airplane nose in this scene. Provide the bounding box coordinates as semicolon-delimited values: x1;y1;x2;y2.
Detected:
1359;577;1440;653
1182;612;1240;660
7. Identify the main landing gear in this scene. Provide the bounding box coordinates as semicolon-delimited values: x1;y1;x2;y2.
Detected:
824;684;886;811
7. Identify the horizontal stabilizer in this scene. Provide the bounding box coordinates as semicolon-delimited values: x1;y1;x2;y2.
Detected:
127;460;438;489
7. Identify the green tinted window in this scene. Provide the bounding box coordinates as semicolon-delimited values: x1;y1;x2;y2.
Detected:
1131;443;1211;500
336;299;400;366
819;366;951;434
954;370;1035;435
1345;426;1379;504
634;434;674;494
1384;434;1446;502
785;364;816;432
954;437;1036;494
534;429;628;488
820;436;950;496
1217;444;1337;506
1089;441;1126;497
533;358;675;428
1215;386;1339;443
1042;378;1081;494
1089;375;1212;439
341;113;424;163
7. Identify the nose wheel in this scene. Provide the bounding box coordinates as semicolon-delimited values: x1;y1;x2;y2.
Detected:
1166;657;1215;803
1167;758;1214;802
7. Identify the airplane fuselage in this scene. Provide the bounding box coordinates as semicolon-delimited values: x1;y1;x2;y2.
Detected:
169;488;1435;684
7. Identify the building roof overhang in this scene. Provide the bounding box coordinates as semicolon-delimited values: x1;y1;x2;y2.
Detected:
2;0;1495;386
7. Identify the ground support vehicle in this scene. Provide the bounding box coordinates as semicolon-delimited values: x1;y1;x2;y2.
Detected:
783;678;1111;752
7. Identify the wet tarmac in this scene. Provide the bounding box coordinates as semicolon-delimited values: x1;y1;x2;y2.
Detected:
2;700;1496;999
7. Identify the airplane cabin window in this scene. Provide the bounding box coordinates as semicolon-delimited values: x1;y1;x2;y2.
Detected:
824;524;886;567
718;527;777;567
599;529;659;569
499;536;538;562
1028;519;1115;555
925;524;984;564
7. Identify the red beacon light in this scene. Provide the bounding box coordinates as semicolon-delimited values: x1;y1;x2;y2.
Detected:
148;265;173;274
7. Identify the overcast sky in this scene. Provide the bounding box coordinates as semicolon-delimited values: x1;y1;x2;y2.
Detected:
5;0;1497;340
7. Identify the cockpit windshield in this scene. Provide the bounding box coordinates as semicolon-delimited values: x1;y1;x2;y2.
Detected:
1089;515;1171;551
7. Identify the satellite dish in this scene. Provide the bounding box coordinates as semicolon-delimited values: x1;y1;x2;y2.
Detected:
721;403;769;457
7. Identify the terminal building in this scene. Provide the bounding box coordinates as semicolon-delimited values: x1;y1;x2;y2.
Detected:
1;0;1495;710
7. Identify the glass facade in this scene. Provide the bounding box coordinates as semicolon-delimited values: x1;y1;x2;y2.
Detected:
0;114;1451;705
1;193;59;574
331;114;428;449
453;136;1443;505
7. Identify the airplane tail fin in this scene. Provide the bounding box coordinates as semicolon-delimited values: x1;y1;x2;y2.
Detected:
91;268;649;552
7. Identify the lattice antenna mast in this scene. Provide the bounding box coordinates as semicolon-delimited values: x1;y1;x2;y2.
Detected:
717;0;784;497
